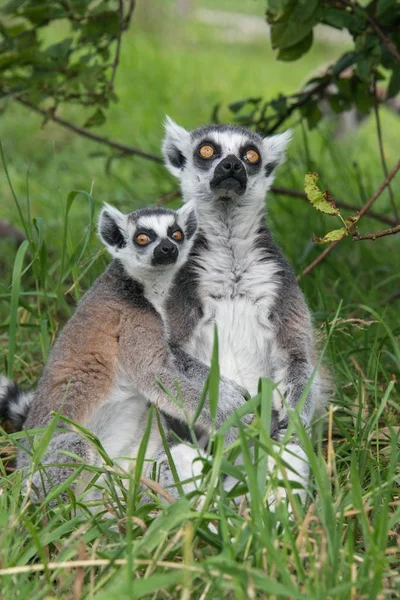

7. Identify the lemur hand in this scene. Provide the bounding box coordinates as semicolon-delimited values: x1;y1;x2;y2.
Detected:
218;377;253;426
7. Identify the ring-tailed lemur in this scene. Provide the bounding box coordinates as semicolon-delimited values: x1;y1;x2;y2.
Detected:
2;203;249;501
162;118;329;502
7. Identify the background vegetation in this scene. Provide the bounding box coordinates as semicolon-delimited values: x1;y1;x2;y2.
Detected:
0;1;399;598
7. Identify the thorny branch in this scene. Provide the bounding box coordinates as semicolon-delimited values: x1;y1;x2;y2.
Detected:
352;223;400;241
298;159;400;278
271;186;398;227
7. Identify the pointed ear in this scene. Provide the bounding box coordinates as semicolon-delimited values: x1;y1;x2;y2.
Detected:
162;116;191;179
98;203;128;255
262;129;292;178
177;202;198;240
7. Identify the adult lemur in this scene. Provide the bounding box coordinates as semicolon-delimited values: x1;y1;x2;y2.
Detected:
1;203;249;500
162;118;328;499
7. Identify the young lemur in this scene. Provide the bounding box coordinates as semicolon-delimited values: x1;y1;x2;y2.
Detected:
162;118;329;501
1;203;249;500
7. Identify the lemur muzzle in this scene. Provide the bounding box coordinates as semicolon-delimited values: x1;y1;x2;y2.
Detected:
210;154;247;195
152;239;178;266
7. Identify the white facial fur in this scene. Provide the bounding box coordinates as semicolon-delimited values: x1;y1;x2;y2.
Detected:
162;116;291;209
98;202;198;284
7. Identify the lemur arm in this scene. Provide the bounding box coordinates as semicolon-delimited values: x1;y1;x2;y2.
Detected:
165;259;203;346
268;278;318;436
170;343;250;401
119;311;250;432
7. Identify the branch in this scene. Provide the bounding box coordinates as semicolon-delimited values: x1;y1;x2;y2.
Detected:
357;159;400;219
297;240;341;279
267;77;332;134
271;185;398;227
373;78;399;221
298;159;400;278
352;223;400;241
157;189;181;205
364;9;400;64
108;0;125;93
16;97;163;164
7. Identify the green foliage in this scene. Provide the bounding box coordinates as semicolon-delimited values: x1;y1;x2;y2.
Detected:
304;172;363;243
0;0;134;125
228;0;400;134
304;172;340;216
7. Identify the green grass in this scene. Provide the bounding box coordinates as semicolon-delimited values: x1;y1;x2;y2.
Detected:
0;3;399;599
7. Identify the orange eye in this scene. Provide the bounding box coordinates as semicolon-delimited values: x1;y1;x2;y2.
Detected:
135;233;151;245
199;145;215;159
245;149;259;164
171;230;184;241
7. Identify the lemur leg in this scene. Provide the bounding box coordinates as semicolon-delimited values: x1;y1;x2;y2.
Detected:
143;443;206;502
224;441;309;508
20;432;98;503
262;336;318;506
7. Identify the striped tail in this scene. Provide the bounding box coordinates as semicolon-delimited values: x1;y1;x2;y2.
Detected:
0;376;34;430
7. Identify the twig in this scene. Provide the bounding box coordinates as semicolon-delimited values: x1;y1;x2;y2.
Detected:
373;78;399;221
357;159;400;219
125;0;136;26
108;0;125;93
352;223;400;241
298;160;400;278
157;190;181;205
271;186;398;227
267;77;331;135
364;9;400;64
16;97;163;164
297;240;341;279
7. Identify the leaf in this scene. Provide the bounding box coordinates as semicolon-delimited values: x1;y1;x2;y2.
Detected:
277;31;313;61
84;108;106;129
304;173;339;216
228;97;261;113
208;325;220;422
312;228;348;244
270;0;320;50
303;100;323;129
7;240;29;377
331;51;357;76
321;7;355;30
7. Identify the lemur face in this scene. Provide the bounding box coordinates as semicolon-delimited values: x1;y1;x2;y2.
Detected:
162;117;291;205
98;203;197;273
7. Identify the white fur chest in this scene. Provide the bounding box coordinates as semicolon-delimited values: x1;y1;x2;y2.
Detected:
187;226;281;396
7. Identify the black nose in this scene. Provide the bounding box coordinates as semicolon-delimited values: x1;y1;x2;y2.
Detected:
160;243;176;255
221;155;244;174
152;240;178;265
210;153;247;196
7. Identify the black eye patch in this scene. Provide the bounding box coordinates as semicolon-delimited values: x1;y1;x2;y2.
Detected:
133;227;157;247
193;140;222;170
167;223;184;242
239;145;262;174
